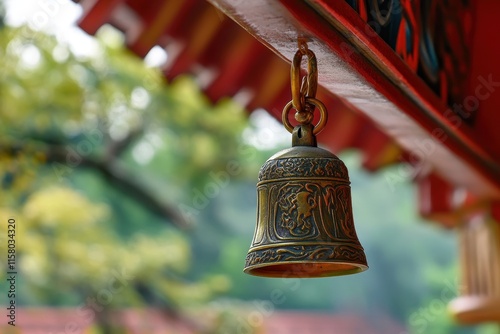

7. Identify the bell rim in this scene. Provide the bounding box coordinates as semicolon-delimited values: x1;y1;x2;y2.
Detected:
243;260;368;278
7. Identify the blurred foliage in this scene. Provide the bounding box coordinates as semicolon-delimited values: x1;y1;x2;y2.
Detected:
0;23;252;333
0;14;497;334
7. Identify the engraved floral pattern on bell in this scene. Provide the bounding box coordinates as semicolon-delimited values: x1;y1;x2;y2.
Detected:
258;156;349;181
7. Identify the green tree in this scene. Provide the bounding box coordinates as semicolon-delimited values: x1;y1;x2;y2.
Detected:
0;24;250;333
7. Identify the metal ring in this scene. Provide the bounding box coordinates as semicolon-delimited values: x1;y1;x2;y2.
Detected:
282;97;328;135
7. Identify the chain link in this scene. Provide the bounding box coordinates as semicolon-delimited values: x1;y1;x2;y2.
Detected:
291;43;318;116
283;42;327;134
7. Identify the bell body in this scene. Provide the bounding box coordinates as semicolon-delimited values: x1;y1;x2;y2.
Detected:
244;142;368;278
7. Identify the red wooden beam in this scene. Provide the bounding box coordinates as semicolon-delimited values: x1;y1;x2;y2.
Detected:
163;7;229;81
126;0;197;58
204;38;268;102
466;0;500;160
78;0;124;35
244;56;290;112
209;0;500;199
417;172;488;228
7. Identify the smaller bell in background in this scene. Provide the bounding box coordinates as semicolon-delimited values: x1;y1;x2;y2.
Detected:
243;45;368;278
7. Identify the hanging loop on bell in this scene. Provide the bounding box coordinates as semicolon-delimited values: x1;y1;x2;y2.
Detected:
285;42;327;137
291;41;318;112
291;41;318;126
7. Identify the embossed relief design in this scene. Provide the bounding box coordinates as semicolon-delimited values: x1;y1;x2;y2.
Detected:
274;182;320;239
259;157;349;181
245;244;367;267
336;185;358;239
323;185;358;241
269;180;360;242
252;186;269;246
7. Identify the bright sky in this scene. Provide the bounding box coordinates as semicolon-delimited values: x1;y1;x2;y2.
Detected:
4;0;165;65
4;0;101;58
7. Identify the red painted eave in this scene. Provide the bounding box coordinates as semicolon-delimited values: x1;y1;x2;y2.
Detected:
74;0;400;174
73;0;500;225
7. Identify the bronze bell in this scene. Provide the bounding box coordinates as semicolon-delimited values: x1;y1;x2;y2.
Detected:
244;45;368;278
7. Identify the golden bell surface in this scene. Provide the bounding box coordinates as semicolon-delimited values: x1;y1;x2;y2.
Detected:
244;124;368;278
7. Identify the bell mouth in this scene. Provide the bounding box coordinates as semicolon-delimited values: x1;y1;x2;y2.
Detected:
244;261;368;278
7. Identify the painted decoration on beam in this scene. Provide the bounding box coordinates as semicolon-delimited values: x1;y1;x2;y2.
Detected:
345;0;474;123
